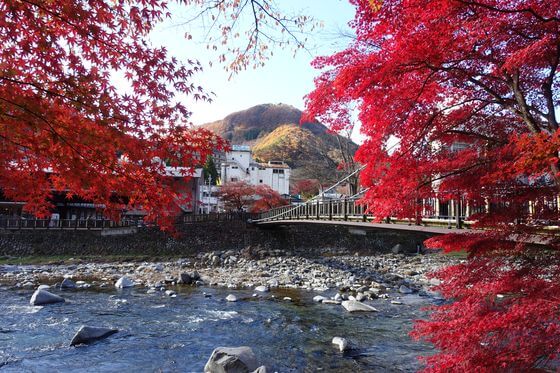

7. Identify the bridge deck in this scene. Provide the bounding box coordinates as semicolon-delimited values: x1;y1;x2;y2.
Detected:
254;219;467;235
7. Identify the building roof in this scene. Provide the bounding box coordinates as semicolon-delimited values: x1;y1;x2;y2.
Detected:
231;145;251;152
258;162;290;169
164;167;203;178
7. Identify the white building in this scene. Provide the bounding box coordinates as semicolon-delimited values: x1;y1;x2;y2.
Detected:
220;145;291;196
198;184;221;214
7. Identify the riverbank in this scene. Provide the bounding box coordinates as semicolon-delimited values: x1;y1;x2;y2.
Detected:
0;249;457;302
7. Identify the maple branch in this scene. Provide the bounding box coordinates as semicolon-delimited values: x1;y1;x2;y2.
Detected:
416;159;493;190
0;96;125;179
542;45;559;131
508;72;541;134
444;129;506;145
456;0;560;23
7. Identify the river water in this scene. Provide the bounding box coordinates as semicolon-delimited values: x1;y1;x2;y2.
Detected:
0;285;436;372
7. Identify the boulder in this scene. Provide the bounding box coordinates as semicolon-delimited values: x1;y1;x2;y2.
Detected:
30;290;65;306
115;276;134;289
254;285;269;293
341;300;378;312
391;244;404;254
225;294;238;302
313;295;327;303
399;285;414;294
37;284;50;290
60;278;77;289
332;337;350;352
70;326;118;346
178;271;201;285
178;273;193;285
204;346;259;373
252;366;267;373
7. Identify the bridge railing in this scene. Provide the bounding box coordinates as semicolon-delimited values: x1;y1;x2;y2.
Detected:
253;197;473;229
0;218;138;230
181;212;254;223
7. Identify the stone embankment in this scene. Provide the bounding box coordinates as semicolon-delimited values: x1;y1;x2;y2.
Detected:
0;248;455;302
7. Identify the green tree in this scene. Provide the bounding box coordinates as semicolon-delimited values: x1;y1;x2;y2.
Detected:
203;155;219;185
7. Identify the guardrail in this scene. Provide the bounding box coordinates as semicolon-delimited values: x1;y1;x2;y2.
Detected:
0;218;139;230
181;212;255;223
253;197;472;229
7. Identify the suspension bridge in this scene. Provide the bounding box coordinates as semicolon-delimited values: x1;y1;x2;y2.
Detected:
252;165;471;235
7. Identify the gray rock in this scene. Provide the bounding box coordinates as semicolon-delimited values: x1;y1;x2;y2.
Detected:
204;346;259;373
341;300;378;312
225;294;238;302
332;336;349;352
252;366;267;373
254;285;269;293
322;299;342;305
178;273;193;285
30;290;65;306
355;293;366;302
37;284;50;290
70;326;118;346
60;278;77;289
429;278;441;286
391;244;404;254
115;276;134;288
313;295;327;303
399;285;414;294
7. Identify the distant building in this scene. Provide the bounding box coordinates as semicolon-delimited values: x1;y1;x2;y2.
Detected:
220;145;291;196
0;166;204;222
198;184;221;214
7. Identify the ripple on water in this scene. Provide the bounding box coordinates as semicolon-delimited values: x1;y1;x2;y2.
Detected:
6;305;43;314
0;286;435;372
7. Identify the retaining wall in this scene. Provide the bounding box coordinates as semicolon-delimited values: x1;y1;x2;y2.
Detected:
0;222;437;257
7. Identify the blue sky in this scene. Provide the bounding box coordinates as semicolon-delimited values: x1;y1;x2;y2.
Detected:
149;0;357;136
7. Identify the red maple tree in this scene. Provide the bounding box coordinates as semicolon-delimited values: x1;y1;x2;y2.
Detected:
251;184;288;213
218;181;287;212
291;178;320;200
217;181;256;212
305;0;560;371
0;0;226;229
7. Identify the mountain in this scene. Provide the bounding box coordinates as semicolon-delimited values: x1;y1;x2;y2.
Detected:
201;104;358;184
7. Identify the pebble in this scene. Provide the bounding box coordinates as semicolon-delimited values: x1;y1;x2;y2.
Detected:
0;253;455;305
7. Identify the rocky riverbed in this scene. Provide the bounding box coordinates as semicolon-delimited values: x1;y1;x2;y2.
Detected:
0;249;460;372
0;249;456;303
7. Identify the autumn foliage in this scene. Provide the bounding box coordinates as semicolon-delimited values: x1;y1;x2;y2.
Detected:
305;0;560;371
0;0;226;229
218;181;287;212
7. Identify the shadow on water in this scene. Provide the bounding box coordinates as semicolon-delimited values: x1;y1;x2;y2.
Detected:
0;285;436;372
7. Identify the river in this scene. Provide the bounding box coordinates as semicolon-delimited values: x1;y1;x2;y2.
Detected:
0;284;437;372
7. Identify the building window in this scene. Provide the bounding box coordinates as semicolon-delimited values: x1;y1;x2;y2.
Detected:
231;177;238;182
259;180;263;183
232;166;238;169
272;169;284;174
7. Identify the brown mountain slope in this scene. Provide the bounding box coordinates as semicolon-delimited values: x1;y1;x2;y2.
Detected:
201;104;358;184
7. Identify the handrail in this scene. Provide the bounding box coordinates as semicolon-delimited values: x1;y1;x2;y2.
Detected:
252;196;476;229
0;218;140;230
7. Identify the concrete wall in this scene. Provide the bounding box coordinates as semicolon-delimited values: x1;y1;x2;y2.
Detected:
0;222;437;258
